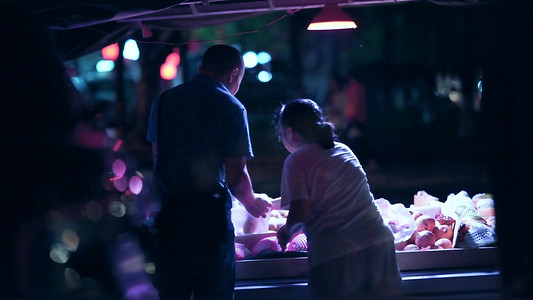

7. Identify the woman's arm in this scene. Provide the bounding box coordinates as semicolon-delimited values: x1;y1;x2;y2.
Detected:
277;197;310;250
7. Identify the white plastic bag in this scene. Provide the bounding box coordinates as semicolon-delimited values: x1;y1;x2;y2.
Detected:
231;195;271;235
375;198;416;243
444;191;497;248
443;190;480;220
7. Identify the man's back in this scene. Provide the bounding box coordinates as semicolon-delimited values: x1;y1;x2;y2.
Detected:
149;74;252;196
145;44;271;300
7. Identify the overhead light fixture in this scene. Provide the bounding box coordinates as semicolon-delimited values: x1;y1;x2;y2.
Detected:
307;3;357;31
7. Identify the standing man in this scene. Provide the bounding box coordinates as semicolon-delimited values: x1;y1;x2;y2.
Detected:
147;44;271;299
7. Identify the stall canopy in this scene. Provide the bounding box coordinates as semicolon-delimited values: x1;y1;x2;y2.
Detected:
3;0;502;60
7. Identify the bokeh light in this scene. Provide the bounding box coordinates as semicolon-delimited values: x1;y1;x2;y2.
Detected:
101;43;119;60
112;159;126;178
113;176;129;192
113;139;123;152
165;51;181;66
160;62;177;80
64;268;81;289
62;228;80;252
449;91;461;103
257;51;272;64
96;60;115;72
123;39;140;61
243;51;258;69
145;262;156;274
129;175;143;195
50;243;69;264
258;71;273;83
119;253;145;273
109;201;127;217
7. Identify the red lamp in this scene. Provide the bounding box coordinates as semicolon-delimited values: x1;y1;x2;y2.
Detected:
307;3;357;31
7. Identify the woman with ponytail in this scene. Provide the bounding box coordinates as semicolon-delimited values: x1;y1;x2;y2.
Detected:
274;99;402;299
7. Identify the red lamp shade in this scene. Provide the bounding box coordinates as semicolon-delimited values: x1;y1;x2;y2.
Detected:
307;3;357;31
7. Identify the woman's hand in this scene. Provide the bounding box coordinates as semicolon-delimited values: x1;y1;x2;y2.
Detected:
277;224;291;252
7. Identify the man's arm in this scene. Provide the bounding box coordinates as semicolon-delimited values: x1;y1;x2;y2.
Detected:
225;156;271;218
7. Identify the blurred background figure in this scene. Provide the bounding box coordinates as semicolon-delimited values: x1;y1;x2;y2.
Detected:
324;71;370;164
344;70;368;160
324;72;349;132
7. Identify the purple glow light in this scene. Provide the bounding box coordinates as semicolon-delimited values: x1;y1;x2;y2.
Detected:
129;176;143;195
112;159;126;178
113;176;128;192
113;139;123;152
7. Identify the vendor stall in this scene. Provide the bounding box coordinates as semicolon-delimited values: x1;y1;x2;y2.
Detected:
232;191;501;299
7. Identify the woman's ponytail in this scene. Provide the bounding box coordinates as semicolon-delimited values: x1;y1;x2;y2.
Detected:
317;122;335;149
276;98;337;150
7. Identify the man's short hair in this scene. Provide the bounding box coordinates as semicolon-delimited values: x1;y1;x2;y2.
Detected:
201;44;243;75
